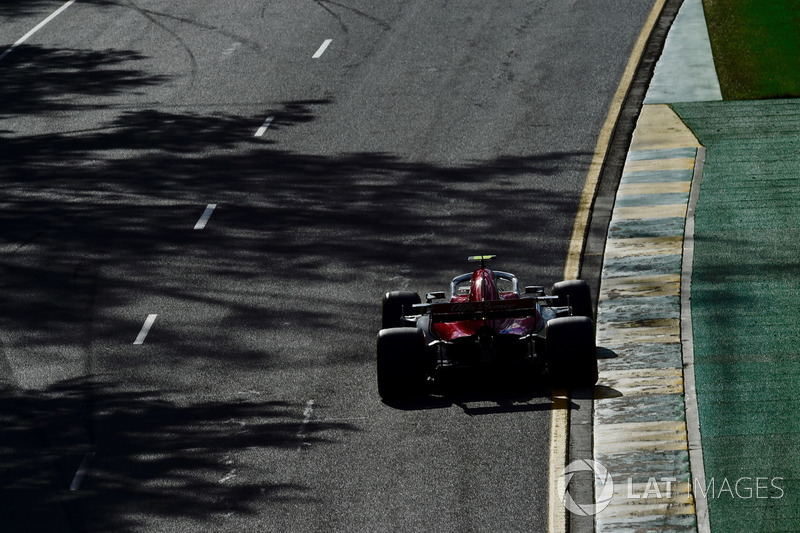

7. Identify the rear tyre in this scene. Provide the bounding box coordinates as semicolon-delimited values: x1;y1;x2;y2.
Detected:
376;327;427;400
552;280;593;319
546;316;598;388
381;291;421;329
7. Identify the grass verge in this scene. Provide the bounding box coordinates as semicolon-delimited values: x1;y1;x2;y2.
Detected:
703;0;800;99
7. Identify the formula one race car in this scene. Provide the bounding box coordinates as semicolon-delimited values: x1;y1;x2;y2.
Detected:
376;255;598;400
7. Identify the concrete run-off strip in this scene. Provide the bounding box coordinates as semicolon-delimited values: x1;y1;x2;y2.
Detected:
587;0;724;529
593;104;702;532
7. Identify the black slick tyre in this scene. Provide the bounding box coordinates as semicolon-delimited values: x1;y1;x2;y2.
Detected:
381;291;421;329
552;280;593;319
376;327;427;400
546;316;598;388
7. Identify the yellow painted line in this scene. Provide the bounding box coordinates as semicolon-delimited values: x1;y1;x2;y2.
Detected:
600;317;680;329
617;180;692;195
547;391;569;533
550;1;668;531
604;235;684;258
629;104;703;151
597;366;683;381
600;501;695;519
596;431;688;452
595;420;687;443
612;203;687;220
562;0;668;281
598;439;688;453
614;480;693;500
623;157;696;173
598;481;695;521
597;367;684;397
596;439;688;454
599;273;680;299
596;432;688;448
597;325;680;345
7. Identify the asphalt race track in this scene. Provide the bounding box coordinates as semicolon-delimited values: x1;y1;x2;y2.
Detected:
0;1;654;531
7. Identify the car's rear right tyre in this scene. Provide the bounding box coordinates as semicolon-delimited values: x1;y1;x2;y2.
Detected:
381;291;421;329
546;316;598;388
376;327;427;400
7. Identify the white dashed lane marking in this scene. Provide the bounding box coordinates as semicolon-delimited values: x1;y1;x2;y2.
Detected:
194;204;217;230
312;39;332;58
296;399;315;450
69;452;95;491
133;314;158;345
0;0;77;63
254;116;274;137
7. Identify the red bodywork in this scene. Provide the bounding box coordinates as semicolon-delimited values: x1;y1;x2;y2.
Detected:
431;268;542;341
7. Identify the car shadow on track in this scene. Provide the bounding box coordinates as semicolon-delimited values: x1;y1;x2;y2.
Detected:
384;391;581;414
382;374;582;413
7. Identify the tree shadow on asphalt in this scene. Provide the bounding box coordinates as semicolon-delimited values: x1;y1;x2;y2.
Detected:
1;41;590;529
0;0;152;19
0;378;355;532
0;48;587;368
0;45;169;117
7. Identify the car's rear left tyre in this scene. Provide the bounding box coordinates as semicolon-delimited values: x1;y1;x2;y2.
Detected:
376;327;427;400
546;316;598;388
381;291;421;329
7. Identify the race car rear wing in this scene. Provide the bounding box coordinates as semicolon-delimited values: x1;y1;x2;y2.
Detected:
413;297;549;323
